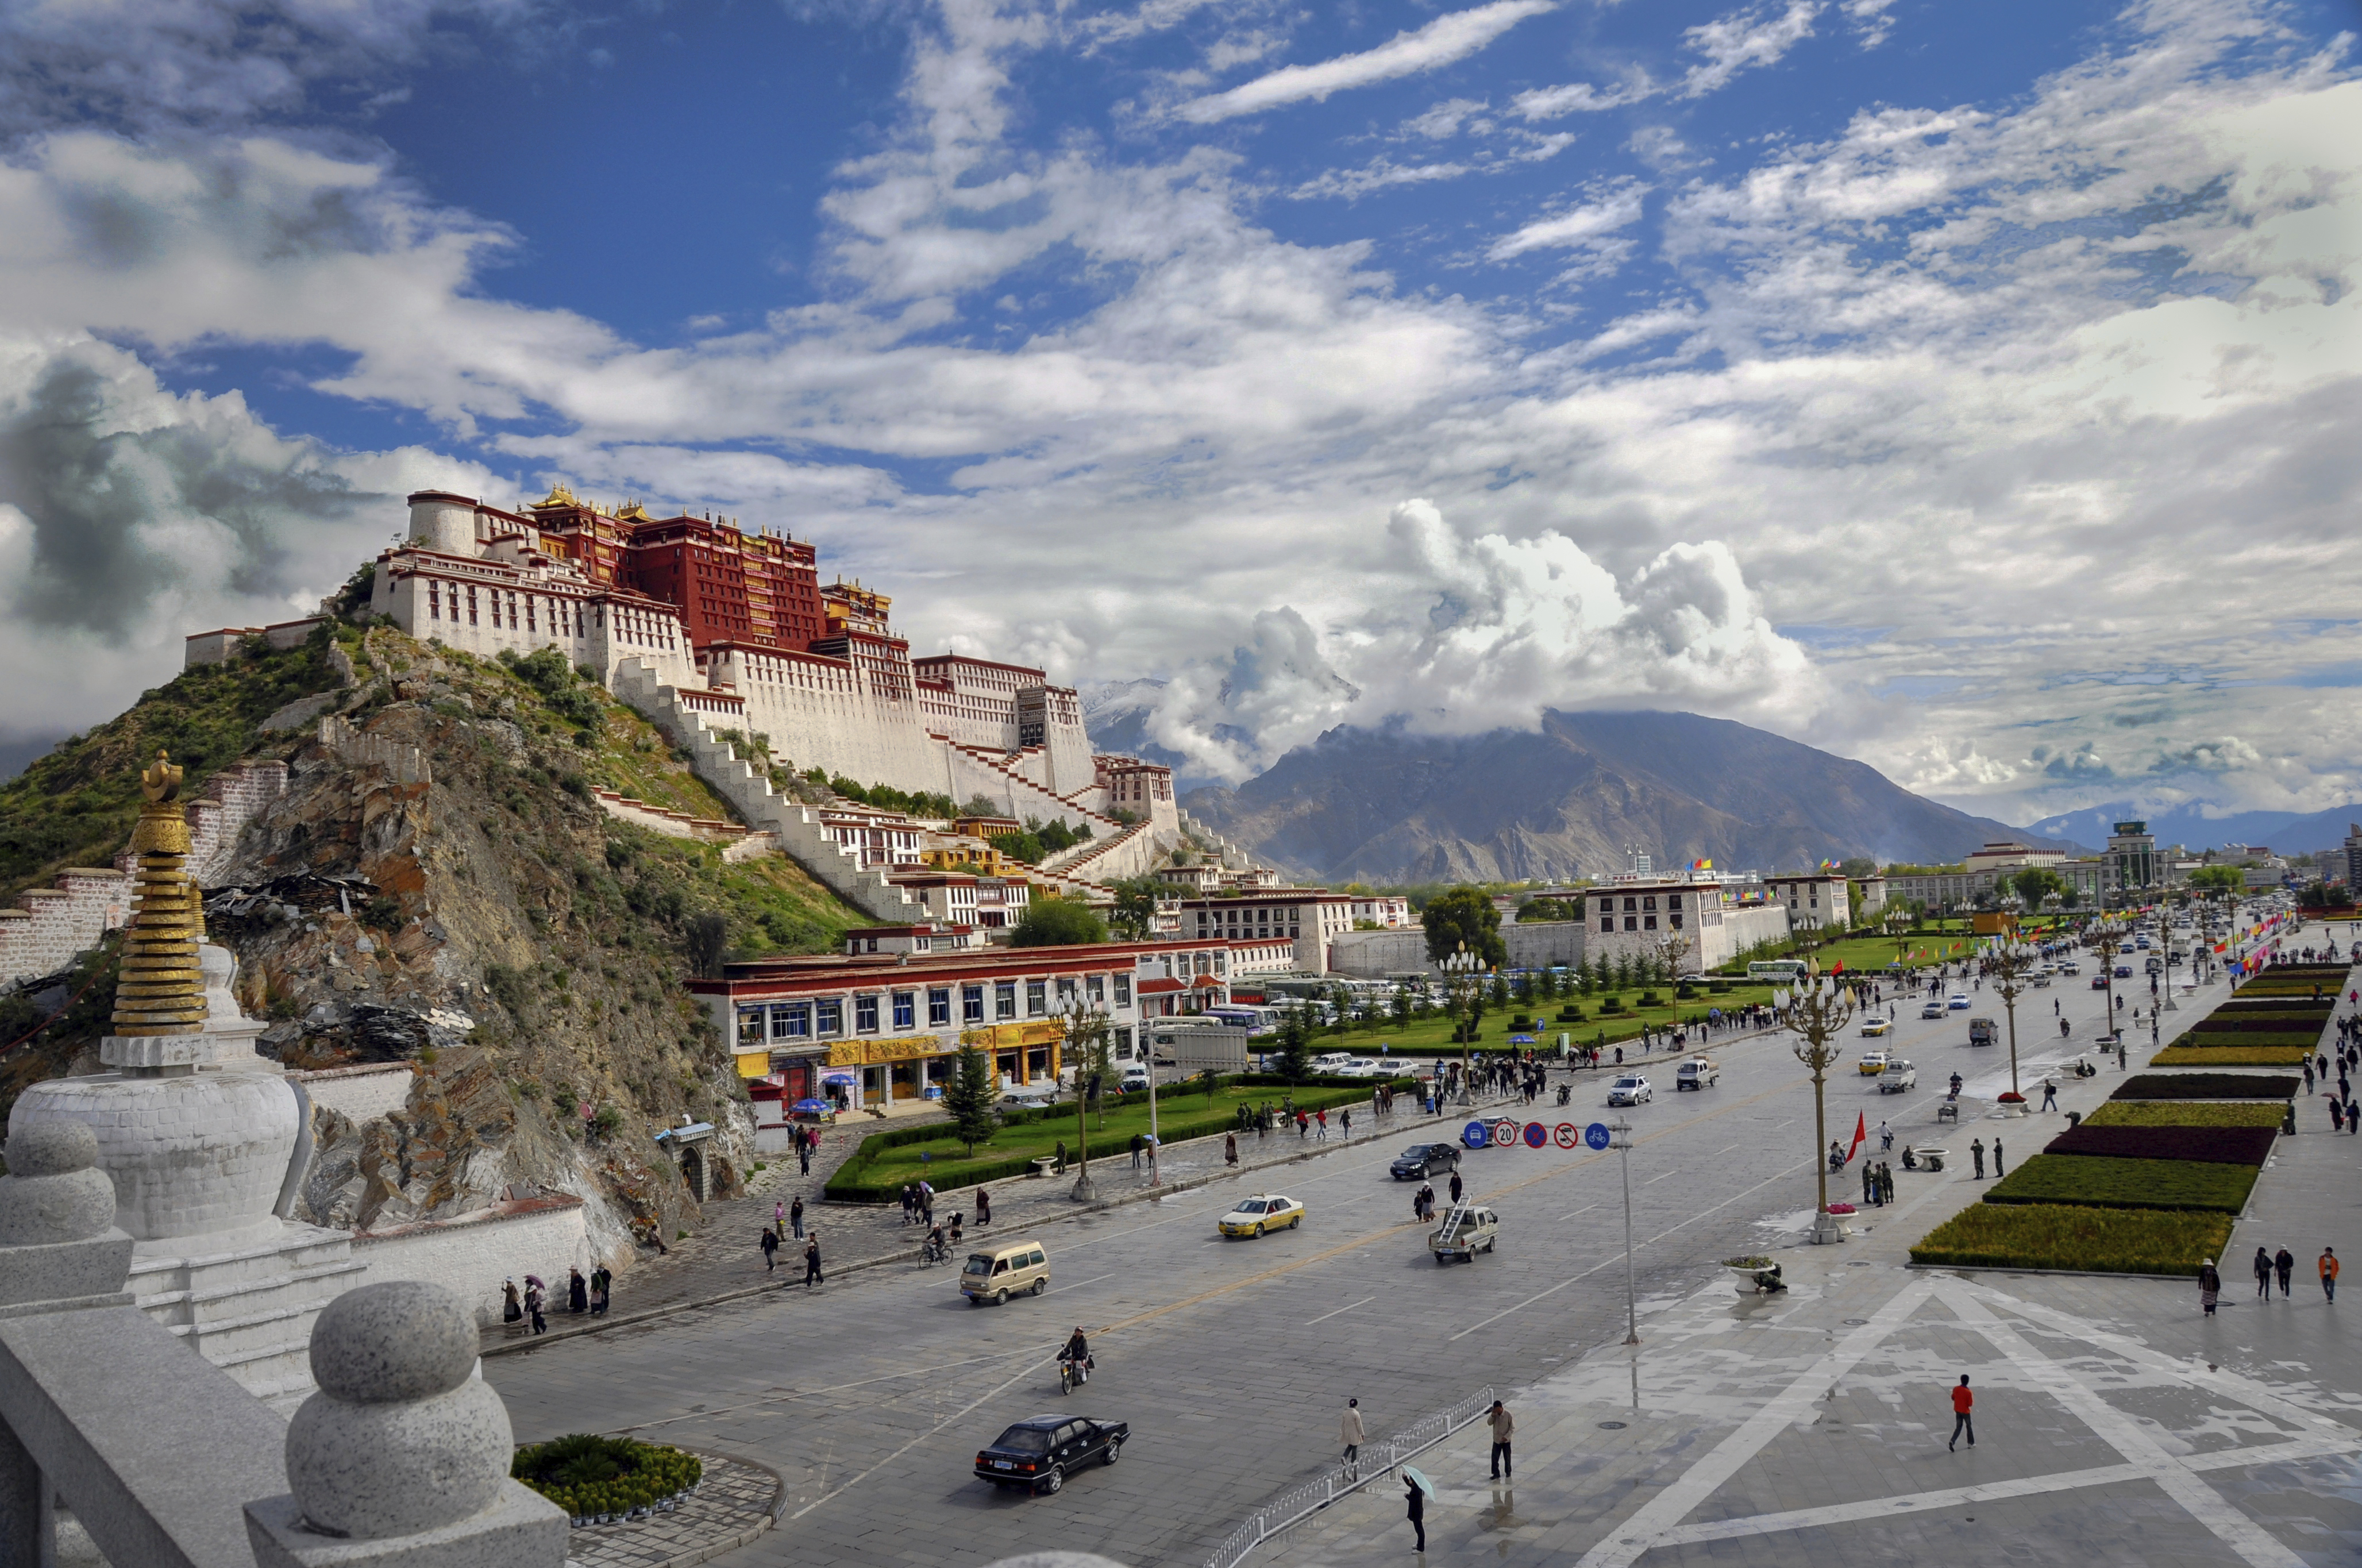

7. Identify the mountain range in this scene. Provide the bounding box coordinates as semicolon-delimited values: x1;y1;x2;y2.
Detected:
1153;710;2085;887
2023;802;2362;856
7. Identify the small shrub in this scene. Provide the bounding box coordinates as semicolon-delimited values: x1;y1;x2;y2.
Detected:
1982;1154;2256;1213
511;1435;701;1519
1910;1203;2231;1275
2083;1101;2286;1128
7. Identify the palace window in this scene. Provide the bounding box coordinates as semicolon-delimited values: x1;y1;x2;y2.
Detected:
995;982;1016;1020
1026;979;1047;1016
467;586;479;625
773;1003;810;1039
854;995;880;1033
928;988;951;1026
816;999;843;1035
892;991;915;1031
962;985;985;1024
1087;974;1105;1003
1114;974;1131;1006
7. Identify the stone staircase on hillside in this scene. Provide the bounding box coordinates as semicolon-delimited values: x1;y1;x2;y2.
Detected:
944;741;1123;838
1041;815;1163;884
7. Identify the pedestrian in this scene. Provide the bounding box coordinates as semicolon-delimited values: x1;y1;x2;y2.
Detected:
976;1187;992;1226
1226;1132;1239;1166
1948;1374;1974;1450
1130;1132;1144;1170
1863;1159;1875;1205
1340;1108;1351;1138
900;1183;915;1225
790;1194;805;1239
761;1226;779;1270
590;1265;610;1315
775;1199;785;1231
2321;1246;2339;1301
1404;1473;1425;1554
502;1278;522;1329
1971;1138;1986;1179
2305;1062;2316;1095
920;1181;935;1226
2255;1245;2274;1299
524;1276;548;1335
804;1235;823;1289
1878;1120;1893;1153
2275;1246;2295;1297
1340;1397;1365;1480
2199;1257;2221;1315
798;1132;812;1176
1993;1136;2004;1177
1880;1163;1895;1207
1449;1172;1464;1206
2040;1080;2057;1112
1488;1399;1513;1478
2333;1099;2345;1134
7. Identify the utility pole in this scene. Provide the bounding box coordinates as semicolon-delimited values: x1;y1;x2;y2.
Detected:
1614;1114;1639;1344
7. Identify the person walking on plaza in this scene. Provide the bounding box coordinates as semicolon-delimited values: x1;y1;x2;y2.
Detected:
1449;1171;1464;1207
1130;1132;1144;1170
1948;1376;1975;1449
2275;1246;2296;1297
761;1225;779;1272
1226;1132;1239;1166
1316;1109;1329;1141
976;1188;992;1226
2040;1079;2057;1112
523;1276;548;1335
567;1268;587;1313
803;1234;823;1289
502;1278;522;1330
1993;1136;2004;1178
2321;1247;2339;1301
1971;1138;1986;1179
590;1265;610;1316
1404;1471;1425;1554
799;1128;813;1176
2255;1246;2275;1300
1340;1397;1365;1480
2199;1258;2221;1316
1340;1107;1352;1138
1488;1399;1513;1479
774;1199;784;1231
790;1194;805;1239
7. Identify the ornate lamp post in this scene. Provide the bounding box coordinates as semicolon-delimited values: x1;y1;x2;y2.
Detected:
1060;996;1110;1203
1441;942;1483;1106
1774;962;1855;1246
1983;935;2039;1097
1884;904;1915;972
2090;918;2127;1046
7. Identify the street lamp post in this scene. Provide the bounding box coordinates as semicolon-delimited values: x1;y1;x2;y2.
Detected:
1983;935;2039;1097
1061;997;1110;1203
2091;919;2126;1049
1612;1114;1639;1345
1774;964;1856;1246
1441;942;1483;1107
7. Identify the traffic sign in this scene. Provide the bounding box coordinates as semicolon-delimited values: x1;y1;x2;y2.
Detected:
1584;1122;1613;1151
1462;1121;1490;1149
1490;1119;1519;1147
1554;1122;1580;1149
1522;1121;1548;1149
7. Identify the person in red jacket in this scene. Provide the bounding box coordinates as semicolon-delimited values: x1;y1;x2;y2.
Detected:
1949;1374;1975;1450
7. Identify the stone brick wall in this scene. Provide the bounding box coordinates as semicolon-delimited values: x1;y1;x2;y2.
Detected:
0;759;287;988
291;1063;418;1124
352;1196;591;1327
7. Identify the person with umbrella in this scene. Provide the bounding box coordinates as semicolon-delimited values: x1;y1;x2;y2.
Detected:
523;1274;548;1335
1403;1466;1433;1553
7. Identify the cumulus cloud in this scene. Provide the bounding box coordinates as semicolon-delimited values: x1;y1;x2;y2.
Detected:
1177;0;1556;123
1680;1;1821;97
1488;179;1648;259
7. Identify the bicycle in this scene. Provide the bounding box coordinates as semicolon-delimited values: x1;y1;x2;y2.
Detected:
919;1236;949;1266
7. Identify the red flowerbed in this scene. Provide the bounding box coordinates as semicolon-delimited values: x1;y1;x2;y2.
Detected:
2043;1124;2277;1166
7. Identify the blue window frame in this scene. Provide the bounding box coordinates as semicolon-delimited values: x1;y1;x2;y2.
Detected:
892;991;915;1031
773;1004;810;1039
996;982;1016;1020
962;985;985;1024
927;988;951;1026
817;999;843;1035
855;995;880;1033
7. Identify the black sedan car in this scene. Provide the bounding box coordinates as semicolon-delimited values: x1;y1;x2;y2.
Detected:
1390;1142;1462;1180
975;1415;1128;1495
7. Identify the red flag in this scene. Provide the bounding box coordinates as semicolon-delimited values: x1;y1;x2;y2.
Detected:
1847;1111;1867;1165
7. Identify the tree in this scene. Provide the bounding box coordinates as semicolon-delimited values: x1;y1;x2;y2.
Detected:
1392;983;1414;1030
1489;973;1511;1010
2011;867;2066;910
1012;896;1109;947
1107;877;1161;941
943;1039;998;1154
2187;865;2244;900
1839;856;1878;880
1272;1007;1312;1083
684;911;730;978
1422;887;1506;968
1517;897;1577;922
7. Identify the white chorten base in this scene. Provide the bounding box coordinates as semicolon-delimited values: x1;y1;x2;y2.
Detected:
130;1220;368;1412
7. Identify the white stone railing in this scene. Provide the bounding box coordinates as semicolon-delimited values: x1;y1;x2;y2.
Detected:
0;1121;564;1568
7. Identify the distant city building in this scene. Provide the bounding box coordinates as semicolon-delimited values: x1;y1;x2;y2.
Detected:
2345;825;2362;890
1179;891;1355;974
1581;878;1789;974
2105;820;2159;900
1963;841;2066;873
1764;873;1848;931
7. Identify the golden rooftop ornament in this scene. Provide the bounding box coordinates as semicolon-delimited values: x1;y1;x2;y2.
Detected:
111;749;209;1036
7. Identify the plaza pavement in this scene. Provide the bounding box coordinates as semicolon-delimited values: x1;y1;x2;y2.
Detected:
1249;941;2362;1568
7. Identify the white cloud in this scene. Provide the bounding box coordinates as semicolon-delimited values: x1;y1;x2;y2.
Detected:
1488;179;1649;259
1177;0;1557;123
1679;0;1822;97
1511;72;1656;120
1840;0;1898;49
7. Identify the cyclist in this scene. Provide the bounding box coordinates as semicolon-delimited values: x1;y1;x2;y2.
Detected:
922;1223;947;1263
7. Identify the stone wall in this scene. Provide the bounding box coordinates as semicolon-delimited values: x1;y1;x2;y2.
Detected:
352;1195;591;1328
1326;921;1587;978
291;1063;417;1125
589;786;746;845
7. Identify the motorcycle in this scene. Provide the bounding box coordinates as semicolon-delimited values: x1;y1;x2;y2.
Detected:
1058;1354;1093;1396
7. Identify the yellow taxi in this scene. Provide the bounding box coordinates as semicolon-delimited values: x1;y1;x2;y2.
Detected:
1856;1049;1889;1076
1218;1193;1305;1239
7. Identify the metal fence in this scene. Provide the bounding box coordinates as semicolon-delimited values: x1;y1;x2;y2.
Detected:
1201;1385;1496;1568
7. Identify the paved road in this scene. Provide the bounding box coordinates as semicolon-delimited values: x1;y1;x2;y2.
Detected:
485;964;2220;1568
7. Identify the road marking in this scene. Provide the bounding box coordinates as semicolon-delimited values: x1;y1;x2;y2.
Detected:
1641;1169;1677;1185
1712;1143;1740;1155
1049;1271;1120;1295
1574;1278;1939;1568
1554;1204;1598;1222
1304;1295;1376;1326
788;1346;1056;1521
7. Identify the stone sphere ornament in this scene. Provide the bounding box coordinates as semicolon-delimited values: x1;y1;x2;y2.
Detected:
286;1281;513;1539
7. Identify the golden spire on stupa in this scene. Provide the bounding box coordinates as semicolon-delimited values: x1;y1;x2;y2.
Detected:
111;749;209;1036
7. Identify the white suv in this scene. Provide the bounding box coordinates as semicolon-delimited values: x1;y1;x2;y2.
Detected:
1608;1074;1653;1106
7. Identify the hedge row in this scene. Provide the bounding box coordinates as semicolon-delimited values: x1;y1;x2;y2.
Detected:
2167;1032;2322;1050
2084;1100;2287;1128
2152;1046;2315;1066
2188;1017;2330;1034
2114;1073;2299;1100
1910;1204;2232;1275
2041;1123;2276;1165
1982;1154;2257;1214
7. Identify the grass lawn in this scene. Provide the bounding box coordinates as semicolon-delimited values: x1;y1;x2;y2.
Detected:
825;1081;1389;1200
1982;1154;2257;1213
2151;1046;2315;1066
1910;1203;2232;1276
2084;1101;2287;1128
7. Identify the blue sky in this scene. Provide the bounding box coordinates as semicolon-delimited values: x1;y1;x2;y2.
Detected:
0;0;2357;828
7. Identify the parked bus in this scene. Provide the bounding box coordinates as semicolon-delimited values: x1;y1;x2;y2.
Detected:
1747;960;1809;983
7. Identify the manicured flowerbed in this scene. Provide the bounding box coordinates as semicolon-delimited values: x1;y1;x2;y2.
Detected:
1910;1203;2232;1276
2041;1124;2276;1165
2084;1100;2286;1128
514;1435;701;1524
1981;1154;2257;1213
2114;1073;2298;1100
2151;1046;2314;1067
2187;1018;2330;1035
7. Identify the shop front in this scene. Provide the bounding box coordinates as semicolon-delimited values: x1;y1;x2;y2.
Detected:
968;1020;1065;1088
824;1034;962;1107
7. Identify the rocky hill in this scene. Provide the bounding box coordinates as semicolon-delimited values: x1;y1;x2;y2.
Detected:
1179;710;2078;884
0;619;869;1251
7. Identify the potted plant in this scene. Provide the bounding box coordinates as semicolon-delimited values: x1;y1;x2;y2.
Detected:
1995;1091;2028;1118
